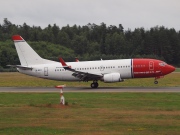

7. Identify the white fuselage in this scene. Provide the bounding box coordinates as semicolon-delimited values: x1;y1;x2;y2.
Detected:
18;59;132;81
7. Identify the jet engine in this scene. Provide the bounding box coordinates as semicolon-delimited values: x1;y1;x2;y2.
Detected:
103;73;123;83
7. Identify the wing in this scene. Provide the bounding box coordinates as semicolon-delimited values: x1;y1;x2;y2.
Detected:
59;58;102;81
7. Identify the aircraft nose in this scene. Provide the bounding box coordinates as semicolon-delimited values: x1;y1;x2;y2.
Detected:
170;65;175;72
166;65;175;74
161;64;175;75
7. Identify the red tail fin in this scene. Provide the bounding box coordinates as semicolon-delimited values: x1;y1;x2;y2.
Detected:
12;35;24;41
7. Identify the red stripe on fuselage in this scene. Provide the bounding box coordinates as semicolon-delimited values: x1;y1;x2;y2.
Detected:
132;59;162;78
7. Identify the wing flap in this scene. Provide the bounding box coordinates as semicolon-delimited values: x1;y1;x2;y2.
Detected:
72;71;102;81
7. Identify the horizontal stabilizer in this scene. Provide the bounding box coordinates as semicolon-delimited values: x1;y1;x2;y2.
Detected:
7;65;33;70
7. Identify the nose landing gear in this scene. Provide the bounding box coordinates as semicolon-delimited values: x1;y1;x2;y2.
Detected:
154;76;164;84
154;76;159;84
154;80;158;84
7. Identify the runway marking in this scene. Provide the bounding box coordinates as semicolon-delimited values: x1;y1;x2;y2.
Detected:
0;87;179;93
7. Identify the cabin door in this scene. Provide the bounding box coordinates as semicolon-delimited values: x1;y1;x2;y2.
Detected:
149;61;154;70
44;67;48;76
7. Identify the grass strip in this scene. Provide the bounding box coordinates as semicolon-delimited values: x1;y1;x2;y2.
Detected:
0;92;180;135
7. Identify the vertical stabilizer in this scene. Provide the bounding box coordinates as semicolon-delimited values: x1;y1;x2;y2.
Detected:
12;35;55;66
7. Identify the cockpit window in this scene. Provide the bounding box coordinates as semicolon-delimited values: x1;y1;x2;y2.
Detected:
159;62;167;66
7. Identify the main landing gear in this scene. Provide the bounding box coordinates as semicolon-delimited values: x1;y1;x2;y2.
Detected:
91;81;99;88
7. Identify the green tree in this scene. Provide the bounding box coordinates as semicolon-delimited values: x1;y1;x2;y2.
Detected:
72;35;88;55
57;31;70;47
52;24;60;43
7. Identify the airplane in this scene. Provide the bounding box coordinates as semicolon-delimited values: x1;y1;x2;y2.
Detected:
9;35;175;88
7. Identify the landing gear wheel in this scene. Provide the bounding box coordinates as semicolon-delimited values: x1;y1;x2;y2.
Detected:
91;82;99;88
154;80;158;84
91;83;95;88
95;82;98;88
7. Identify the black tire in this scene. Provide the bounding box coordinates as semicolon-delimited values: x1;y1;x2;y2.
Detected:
154;80;158;84
91;82;99;88
91;83;95;88
95;82;99;88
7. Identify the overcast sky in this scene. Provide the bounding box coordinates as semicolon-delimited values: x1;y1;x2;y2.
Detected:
0;0;180;30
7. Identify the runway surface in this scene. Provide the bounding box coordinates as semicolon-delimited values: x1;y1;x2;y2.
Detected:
0;87;179;93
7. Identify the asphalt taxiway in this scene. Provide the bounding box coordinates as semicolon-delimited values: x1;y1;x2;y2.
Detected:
0;87;179;93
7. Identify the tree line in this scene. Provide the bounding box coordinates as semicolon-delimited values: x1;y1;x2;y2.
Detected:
0;18;180;70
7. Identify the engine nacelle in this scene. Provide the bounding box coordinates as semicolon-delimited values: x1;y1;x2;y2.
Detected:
103;73;123;83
